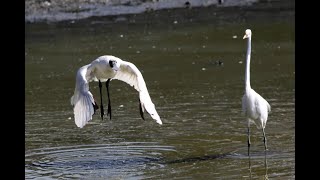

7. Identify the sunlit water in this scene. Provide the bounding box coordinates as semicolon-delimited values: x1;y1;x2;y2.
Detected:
26;1;294;179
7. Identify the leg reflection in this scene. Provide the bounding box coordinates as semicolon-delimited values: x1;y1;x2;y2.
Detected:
249;161;252;179
247;122;252;179
262;128;268;180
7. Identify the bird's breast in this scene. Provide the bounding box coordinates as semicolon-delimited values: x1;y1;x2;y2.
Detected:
94;64;116;80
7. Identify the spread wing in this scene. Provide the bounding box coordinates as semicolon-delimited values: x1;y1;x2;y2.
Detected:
113;61;141;91
113;60;162;124
70;65;96;128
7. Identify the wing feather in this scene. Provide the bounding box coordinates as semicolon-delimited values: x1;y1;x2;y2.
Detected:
254;91;270;128
71;65;95;128
113;60;162;124
114;61;140;91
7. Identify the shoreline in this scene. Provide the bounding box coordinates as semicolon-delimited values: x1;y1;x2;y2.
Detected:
25;0;258;23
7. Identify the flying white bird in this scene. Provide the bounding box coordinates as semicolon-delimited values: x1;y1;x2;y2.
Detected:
70;55;162;128
242;29;271;159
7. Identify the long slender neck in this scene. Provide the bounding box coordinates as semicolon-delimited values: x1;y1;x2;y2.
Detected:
245;36;251;90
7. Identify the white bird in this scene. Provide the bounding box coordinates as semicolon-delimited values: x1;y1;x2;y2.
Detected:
242;29;271;159
70;55;162;128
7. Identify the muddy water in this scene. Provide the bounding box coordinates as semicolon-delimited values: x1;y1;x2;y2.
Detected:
25;1;294;179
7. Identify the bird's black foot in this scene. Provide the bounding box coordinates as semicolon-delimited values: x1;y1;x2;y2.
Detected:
100;105;104;120
107;102;111;120
92;102;99;114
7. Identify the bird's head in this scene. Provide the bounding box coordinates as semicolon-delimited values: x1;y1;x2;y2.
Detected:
243;29;252;39
109;59;120;71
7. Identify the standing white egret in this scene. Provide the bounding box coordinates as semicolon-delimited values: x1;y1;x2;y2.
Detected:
242;29;271;164
70;55;162;128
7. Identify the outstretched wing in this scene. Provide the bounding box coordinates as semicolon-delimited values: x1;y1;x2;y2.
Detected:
71;65;96;128
113;60;162;124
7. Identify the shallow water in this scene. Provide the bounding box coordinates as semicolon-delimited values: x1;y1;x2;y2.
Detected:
25;1;295;179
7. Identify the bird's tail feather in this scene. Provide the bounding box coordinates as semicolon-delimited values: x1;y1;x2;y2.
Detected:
72;91;95;128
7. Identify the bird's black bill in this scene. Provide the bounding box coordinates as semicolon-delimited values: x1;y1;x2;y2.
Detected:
106;79;112;120
139;100;145;120
99;80;104;120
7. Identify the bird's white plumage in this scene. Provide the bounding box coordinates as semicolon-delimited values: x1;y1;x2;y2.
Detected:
70;65;96;128
242;88;271;129
114;61;141;91
242;29;271;129
71;55;162;128
113;60;162;124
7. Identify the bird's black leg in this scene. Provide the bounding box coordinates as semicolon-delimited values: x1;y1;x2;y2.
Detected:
139;99;145;120
262;127;267;151
247;122;252;171
99;80;104;120
106;79;112;120
262;127;268;178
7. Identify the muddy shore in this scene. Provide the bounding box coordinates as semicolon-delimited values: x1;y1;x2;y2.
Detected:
25;0;258;23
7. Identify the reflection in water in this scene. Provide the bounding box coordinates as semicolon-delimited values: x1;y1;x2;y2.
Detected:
25;144;248;179
247;134;269;179
248;150;269;180
166;151;233;164
265;149;268;180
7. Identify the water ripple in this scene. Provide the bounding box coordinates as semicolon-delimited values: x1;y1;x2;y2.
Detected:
25;142;176;179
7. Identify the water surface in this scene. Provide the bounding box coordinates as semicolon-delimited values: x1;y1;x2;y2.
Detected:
26;1;294;179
